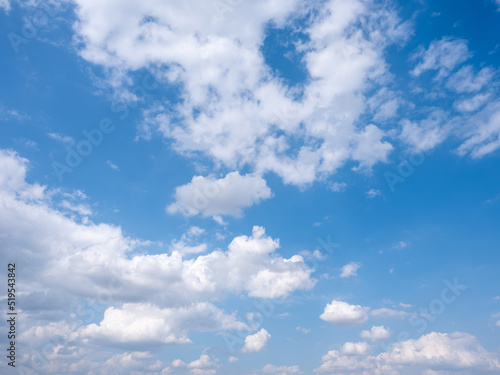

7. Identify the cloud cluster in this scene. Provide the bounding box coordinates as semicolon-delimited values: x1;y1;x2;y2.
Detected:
69;0;411;188
0;149;314;371
316;332;500;374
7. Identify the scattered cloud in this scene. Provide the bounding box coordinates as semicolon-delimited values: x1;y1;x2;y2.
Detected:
371;307;409;319
296;326;311;334
260;364;300;374
446;65;494;93
0;0;10;13
366;189;383;199
411;37;472;79
107;160;119;170
340;262;362;278
393;241;408;250
48;132;76;145
328;182;347;192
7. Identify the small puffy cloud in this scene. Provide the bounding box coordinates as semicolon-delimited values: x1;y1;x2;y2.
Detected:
241;328;271;353
167;172;272;218
340;262;362;278
261;364;300;374
320;300;370;326
228;356;238;363
360;326;392;342
340;342;371;356
399;303;413;308
366;189;382;199
411;37;471;79
371;308;409;319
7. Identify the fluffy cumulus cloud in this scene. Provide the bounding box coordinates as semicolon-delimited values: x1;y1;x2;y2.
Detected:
360;325;392;342
167;172;272;218
316;332;500;374
241;328;271;353
320;300;370;326
78;302;248;345
0;150;313;370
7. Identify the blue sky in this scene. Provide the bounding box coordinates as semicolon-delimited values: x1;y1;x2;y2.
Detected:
1;0;500;374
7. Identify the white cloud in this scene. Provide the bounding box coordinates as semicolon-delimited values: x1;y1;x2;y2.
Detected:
296;326;311;334
68;0;408;188
0;149;317;370
340;262;362;278
328;182;347;192
241;328;271;353
316;332;500;374
360;325;392;342
366;189;382;199
0;0;10;12
400;110;450;152
341;342;371;356
48;132;76;145
228;356;238;363
78;302;248;345
60;200;92;216
261;364;300;374
399;303;413;308
454;93;491;112
167;172;272;217
446;65;494;93
371;308;409;319
411;37;471;79
107;160;119;170
393;241;408;250
456;101;500;158
320;300;370;326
